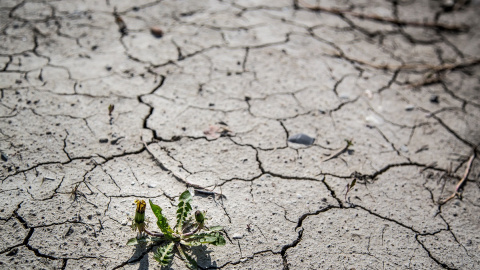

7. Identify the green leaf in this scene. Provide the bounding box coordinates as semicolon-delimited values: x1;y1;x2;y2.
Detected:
176;190;193;232
179;189;193;201
186;232;226;246
126;237;149;246
149;199;174;239
153;242;175;266
207;226;223;232
350;179;356;189
126;237;138;246
177;244;198;270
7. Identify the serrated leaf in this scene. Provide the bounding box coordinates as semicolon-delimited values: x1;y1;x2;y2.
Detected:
149;199;174;239
177;244;198;270
150;236;163;242
207;226;223;232
186;232;226;246
153;242;175;266
176;190;193;232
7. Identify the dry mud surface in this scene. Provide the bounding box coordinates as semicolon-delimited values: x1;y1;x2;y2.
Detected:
1;0;480;269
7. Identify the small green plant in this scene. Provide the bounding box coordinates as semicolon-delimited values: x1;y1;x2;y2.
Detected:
127;190;225;269
344;178;356;202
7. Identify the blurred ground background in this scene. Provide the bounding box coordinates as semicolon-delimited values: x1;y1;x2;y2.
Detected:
0;0;479;269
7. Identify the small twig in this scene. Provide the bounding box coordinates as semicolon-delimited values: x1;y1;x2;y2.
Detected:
329;51;480;72
142;138;224;197
408;74;442;88
297;0;469;32
439;153;476;205
321;139;353;163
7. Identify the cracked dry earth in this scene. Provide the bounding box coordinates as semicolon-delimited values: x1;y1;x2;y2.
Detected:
1;0;480;269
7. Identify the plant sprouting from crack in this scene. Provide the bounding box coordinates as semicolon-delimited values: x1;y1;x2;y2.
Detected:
344;178;356;203
127;190;225;269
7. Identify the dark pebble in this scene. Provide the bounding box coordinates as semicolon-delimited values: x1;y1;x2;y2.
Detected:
1;153;7;162
429;95;439;104
288;133;315;145
150;26;164;38
99;138;108;143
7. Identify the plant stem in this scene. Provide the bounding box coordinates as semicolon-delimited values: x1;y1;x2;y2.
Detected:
144;228;164;237
182;224;202;237
440;153;476;205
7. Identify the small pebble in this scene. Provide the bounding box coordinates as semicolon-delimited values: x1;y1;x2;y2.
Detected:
400;145;409;153
1;153;7;162
429;95;439;104
147;183;157;188
99;138;108;143
288;133;315;145
364;89;373;99
150;26;163;38
131;182;135;186
232;233;243;239
405;105;415;111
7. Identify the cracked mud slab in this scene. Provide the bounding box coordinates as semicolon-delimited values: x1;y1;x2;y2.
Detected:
1;0;480;269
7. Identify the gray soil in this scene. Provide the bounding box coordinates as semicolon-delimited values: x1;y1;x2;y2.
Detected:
1;0;479;269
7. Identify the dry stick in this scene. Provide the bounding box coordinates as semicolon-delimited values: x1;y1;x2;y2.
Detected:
329;52;480;72
321;140;352;163
142;139;223;197
297;0;468;32
409;74;442;88
439;153;476;205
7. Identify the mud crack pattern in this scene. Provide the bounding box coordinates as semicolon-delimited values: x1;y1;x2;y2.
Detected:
1;0;479;269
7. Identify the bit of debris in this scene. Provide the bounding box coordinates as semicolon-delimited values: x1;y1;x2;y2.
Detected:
150;26;164;38
288;133;315;146
232;233;243;239
321;139;354;163
147;183;157;188
113;9;128;36
440;153;476;205
203;123;233;140
405;105;415;111
364;89;373;99
110;136;124;145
